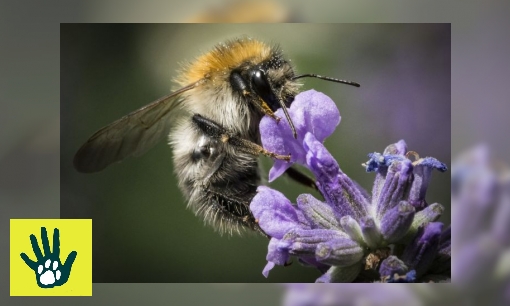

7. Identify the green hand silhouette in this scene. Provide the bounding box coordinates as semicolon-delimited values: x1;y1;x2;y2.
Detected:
20;227;77;288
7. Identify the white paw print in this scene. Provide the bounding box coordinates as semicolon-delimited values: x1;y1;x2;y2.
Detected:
37;259;61;285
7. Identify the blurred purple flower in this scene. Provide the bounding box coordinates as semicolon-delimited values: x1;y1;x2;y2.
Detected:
250;90;449;282
449;145;510;303
282;283;422;306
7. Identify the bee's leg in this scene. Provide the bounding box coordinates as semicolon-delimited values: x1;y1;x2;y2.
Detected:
242;90;297;139
228;133;291;161
284;167;318;191
243;90;282;122
202;186;269;238
192;114;291;161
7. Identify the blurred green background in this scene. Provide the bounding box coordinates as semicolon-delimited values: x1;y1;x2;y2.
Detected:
61;24;450;283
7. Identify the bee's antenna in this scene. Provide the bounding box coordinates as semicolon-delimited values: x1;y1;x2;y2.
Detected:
292;74;360;87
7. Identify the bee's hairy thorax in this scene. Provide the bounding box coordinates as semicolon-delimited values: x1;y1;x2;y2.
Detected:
169;38;300;235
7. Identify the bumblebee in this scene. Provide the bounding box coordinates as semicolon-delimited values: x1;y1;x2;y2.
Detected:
74;37;359;235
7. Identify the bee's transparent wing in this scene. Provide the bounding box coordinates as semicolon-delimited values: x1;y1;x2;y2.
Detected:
74;83;197;173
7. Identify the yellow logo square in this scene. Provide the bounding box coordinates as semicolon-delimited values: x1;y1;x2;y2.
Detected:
10;219;92;296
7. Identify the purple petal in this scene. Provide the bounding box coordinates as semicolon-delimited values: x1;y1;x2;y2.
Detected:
259;112;296;182
304;133;369;221
293;206;313;228
303;132;340;183
260;110;301;181
380;201;415;243
408;157;448;210
260;90;340;181
263;238;290;278
288;89;341;142
268;161;292;182
262;262;275;278
417;157;448;172
250;186;301;239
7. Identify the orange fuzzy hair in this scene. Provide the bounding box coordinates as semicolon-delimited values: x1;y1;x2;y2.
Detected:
176;38;273;86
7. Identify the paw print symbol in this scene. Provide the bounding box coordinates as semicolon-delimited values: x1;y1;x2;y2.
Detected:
38;259;62;286
20;227;77;288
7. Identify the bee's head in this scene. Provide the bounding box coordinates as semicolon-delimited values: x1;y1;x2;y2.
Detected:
228;50;300;113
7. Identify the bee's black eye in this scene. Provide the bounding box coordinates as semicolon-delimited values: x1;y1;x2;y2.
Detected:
251;69;273;103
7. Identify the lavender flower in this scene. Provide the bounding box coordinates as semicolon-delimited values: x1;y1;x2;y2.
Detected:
250;90;449;282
